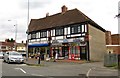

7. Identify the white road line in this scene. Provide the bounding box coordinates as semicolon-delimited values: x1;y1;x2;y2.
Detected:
31;74;44;76
86;68;92;77
15;68;26;74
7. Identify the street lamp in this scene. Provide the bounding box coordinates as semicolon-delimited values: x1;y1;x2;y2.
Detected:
26;0;30;61
8;20;17;51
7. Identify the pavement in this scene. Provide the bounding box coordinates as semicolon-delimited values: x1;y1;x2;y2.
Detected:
25;58;88;65
23;58;118;77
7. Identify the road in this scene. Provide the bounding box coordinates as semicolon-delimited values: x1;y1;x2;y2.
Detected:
1;59;119;78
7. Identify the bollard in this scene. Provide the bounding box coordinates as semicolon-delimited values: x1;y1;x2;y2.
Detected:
38;55;41;64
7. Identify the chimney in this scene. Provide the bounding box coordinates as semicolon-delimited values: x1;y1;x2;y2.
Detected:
105;31;112;45
61;5;68;13
46;12;49;17
21;41;24;43
26;40;27;44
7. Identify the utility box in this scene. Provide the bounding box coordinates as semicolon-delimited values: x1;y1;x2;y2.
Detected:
104;54;118;67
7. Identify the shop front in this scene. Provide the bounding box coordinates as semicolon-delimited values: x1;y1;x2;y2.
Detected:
28;43;50;60
51;38;88;60
68;39;87;60
50;40;63;59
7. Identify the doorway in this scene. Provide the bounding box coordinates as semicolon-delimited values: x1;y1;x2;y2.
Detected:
62;46;69;59
80;46;87;60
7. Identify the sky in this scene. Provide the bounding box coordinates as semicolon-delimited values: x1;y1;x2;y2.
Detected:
0;0;119;43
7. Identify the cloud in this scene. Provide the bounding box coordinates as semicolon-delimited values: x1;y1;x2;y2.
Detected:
19;0;51;10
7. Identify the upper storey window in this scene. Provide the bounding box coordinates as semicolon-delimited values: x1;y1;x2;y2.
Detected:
71;24;87;34
55;28;64;36
71;25;81;34
40;30;47;38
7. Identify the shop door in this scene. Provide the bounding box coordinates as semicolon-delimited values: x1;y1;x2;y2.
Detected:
80;46;87;60
62;46;69;59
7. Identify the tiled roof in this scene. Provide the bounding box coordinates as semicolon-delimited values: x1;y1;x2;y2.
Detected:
28;8;106;33
1;42;14;47
16;43;26;47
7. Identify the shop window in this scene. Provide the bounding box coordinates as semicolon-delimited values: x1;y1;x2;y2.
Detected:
70;46;79;55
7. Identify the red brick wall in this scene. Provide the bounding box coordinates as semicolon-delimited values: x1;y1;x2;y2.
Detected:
107;46;120;54
105;31;112;45
111;34;120;45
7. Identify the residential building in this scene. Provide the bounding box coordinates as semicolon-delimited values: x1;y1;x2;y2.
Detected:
0;39;27;56
16;41;26;56
106;31;120;54
0;39;15;52
27;5;106;61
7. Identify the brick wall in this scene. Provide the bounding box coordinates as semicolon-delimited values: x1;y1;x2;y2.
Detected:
106;46;120;54
105;31;112;45
111;34;120;45
88;24;106;61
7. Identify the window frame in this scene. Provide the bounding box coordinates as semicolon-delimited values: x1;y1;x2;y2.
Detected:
55;27;64;36
40;30;47;38
70;24;87;34
31;32;36;39
70;24;81;34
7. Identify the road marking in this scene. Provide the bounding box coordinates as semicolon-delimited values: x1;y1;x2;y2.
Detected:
15;64;27;66
15;68;26;74
31;74;44;76
86;68;92;77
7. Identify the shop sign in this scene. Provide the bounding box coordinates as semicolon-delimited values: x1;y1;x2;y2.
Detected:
52;40;59;43
73;39;81;42
52;40;62;46
71;43;78;46
63;39;68;43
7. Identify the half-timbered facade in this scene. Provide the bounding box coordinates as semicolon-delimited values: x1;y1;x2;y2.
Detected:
27;5;106;61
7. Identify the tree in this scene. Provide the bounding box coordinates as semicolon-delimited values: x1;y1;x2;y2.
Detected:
10;38;14;42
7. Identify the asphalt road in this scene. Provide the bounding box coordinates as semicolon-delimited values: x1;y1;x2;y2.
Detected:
1;59;119;78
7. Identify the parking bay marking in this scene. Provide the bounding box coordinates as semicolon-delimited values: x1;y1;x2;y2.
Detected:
15;68;26;74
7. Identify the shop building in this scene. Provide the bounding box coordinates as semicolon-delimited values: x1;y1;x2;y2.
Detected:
27;5;106;61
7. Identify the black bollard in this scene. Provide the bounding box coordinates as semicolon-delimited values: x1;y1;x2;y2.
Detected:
38;55;41;64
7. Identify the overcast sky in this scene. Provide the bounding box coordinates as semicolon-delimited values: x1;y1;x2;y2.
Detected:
0;0;119;43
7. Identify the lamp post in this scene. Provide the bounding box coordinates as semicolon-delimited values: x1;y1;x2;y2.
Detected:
26;0;30;61
8;20;17;51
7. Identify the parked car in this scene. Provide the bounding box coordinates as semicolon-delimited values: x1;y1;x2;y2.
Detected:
0;52;4;59
3;51;24;64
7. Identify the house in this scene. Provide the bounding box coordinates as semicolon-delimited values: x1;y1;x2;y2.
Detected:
0;39;15;52
16;41;26;56
106;31;120;55
27;5;106;61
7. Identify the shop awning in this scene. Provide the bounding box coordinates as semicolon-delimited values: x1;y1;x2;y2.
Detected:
28;43;49;48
